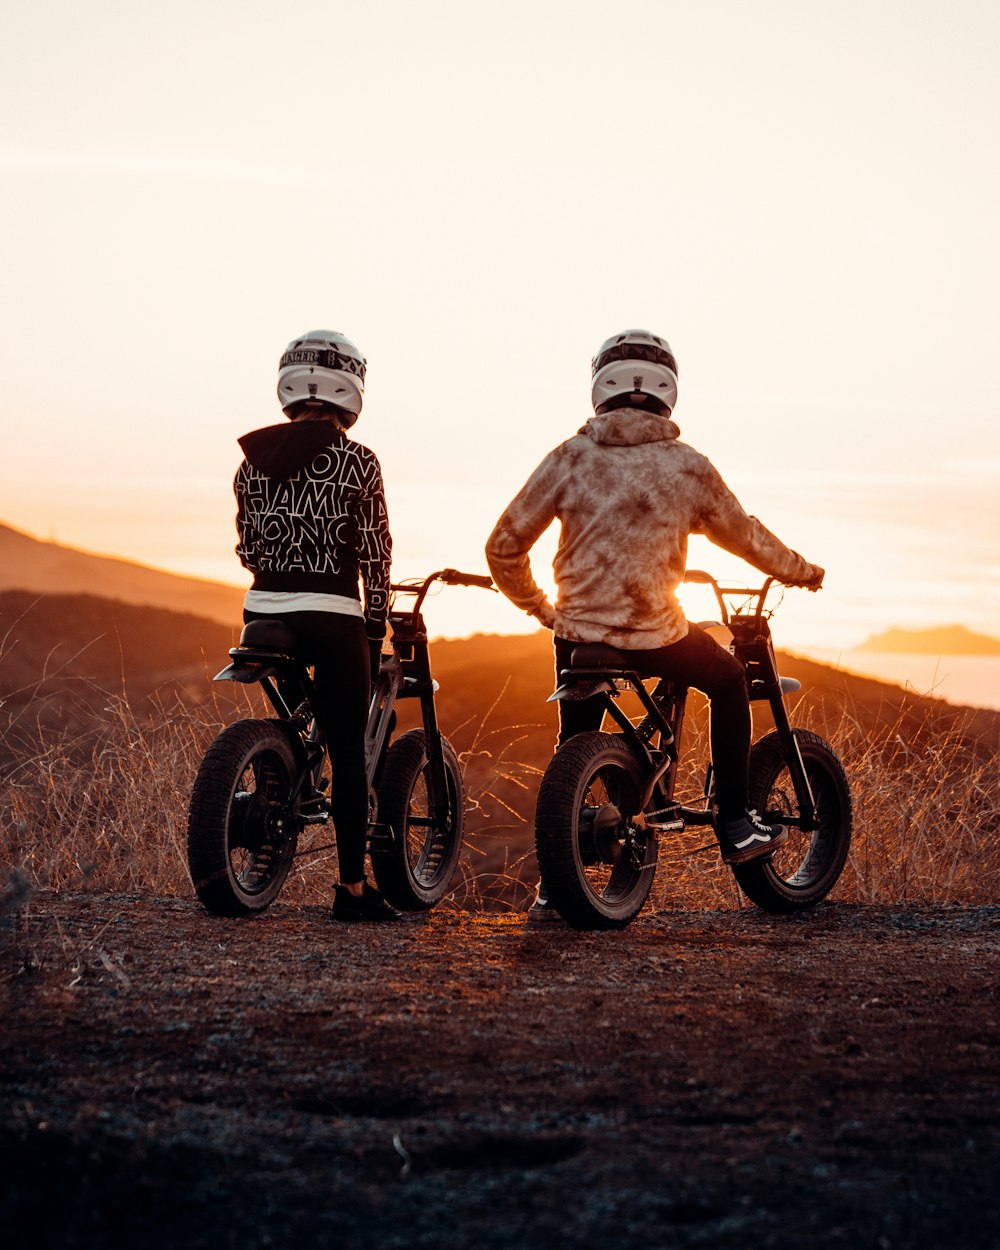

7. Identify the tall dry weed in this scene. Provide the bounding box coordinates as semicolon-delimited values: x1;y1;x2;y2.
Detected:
1;678;997;913
3;689;222;896
821;701;1000;904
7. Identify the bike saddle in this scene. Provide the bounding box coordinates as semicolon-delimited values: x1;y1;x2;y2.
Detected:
238;619;301;653
570;643;631;670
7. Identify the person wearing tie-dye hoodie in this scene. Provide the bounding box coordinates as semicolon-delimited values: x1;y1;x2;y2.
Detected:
486;330;824;890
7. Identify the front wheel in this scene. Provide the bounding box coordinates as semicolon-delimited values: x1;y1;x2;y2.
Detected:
187;719;302;916
734;729;852;913
535;732;657;931
371;729;465;909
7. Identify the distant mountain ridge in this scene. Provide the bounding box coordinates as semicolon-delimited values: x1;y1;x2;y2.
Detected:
0;521;244;626
858;623;1000;656
2;590;997;819
0;589;241;767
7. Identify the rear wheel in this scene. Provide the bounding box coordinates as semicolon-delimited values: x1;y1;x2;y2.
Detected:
187;719;302;916
535;732;657;931
734;729;852;913
371;729;464;909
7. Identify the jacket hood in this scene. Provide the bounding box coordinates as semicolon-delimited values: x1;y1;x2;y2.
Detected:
238;420;345;481
580;410;681;448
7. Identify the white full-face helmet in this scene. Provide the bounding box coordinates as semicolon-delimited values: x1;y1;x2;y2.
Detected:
277;330;366;425
591;329;678;415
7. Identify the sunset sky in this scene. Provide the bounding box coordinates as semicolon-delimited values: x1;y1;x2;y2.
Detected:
2;0;998;652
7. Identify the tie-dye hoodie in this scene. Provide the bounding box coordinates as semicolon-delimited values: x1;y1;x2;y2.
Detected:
486;410;821;650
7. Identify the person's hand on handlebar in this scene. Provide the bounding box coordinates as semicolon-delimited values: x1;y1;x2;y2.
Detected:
794;564;825;591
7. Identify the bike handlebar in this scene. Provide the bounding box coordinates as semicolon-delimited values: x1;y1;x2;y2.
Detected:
684;569;822;593
438;568;495;590
682;569;822;624
389;568;495;616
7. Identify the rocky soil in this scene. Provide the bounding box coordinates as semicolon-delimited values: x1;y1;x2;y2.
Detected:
2;891;999;1249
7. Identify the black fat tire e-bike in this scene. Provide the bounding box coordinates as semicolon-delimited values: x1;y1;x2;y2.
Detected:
186;569;493;917
534;572;853;930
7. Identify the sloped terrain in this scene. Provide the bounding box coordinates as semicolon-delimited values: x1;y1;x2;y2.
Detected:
0;590;239;769
0;523;244;626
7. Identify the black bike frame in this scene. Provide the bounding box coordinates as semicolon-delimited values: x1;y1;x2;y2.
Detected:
552;574;818;833
215;638;328;817
215;568;493;839
365;578;450;840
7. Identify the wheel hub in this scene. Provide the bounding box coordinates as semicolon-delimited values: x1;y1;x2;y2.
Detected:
230;790;282;854
579;803;627;866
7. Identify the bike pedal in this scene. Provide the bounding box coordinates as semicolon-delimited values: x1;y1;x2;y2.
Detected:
367;821;397;848
299;795;331;820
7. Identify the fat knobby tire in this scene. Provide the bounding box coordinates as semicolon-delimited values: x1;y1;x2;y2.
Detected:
734;728;853;913
535;731;657;931
187;719;301;916
371;729;465;909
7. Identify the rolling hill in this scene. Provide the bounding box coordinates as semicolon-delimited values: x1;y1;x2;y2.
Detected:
0;521;245;626
2;516;996;794
3;586;997;766
0;590;242;766
859;623;1000;655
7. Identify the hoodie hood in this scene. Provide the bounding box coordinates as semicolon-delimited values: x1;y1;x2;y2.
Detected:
238;420;345;481
580;410;680;448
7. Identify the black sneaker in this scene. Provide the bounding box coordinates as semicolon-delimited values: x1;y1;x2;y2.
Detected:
717;809;788;865
331;882;402;923
527;883;564;924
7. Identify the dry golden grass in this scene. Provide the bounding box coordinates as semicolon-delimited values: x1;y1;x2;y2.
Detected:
827;703;1000;904
1;680;998;912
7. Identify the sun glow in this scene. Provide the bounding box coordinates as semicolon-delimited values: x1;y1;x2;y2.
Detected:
1;0;998;684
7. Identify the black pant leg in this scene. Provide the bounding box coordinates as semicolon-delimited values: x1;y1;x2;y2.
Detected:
630;623;750;819
308;618;370;884
554;625;750;818
244;609;371;884
553;636;607;747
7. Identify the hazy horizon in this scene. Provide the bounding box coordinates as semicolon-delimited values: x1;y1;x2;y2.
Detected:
6;517;1000;719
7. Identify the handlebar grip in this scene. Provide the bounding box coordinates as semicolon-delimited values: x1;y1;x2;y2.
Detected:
439;569;495;590
682;570;714;585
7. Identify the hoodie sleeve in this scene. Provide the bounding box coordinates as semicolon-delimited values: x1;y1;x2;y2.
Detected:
695;461;822;586
485;450;560;628
234;460;257;571
357;452;393;636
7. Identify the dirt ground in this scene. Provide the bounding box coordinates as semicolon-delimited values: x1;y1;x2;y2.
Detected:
2;891;998;1250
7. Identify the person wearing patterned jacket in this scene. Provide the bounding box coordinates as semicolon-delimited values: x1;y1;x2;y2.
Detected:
486;330;824;875
234;330;398;923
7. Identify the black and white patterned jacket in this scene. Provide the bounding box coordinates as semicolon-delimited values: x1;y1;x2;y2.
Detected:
234;420;392;634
